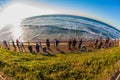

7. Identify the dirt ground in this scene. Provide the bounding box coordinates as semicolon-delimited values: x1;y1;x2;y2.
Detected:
1;42;96;54
1;40;118;54
0;71;15;80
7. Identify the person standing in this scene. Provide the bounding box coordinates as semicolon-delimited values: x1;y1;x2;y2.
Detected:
3;40;9;50
68;39;72;49
12;40;16;51
94;39;98;47
16;39;20;51
28;43;33;53
55;39;60;49
78;39;82;49
72;38;77;48
105;38;109;48
46;39;50;49
35;43;40;53
98;41;103;49
20;42;25;52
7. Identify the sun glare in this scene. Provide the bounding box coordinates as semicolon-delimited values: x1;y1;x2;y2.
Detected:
11;26;23;40
0;2;58;41
0;2;57;29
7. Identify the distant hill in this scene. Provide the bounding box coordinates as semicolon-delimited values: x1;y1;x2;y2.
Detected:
0;14;120;41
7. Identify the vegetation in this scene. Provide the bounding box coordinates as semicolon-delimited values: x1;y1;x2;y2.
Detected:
0;47;120;80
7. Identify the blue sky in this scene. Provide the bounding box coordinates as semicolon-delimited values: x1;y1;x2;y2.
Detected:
37;0;120;28
0;0;120;29
0;0;9;7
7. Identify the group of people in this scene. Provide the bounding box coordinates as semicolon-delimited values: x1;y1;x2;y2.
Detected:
3;39;26;52
46;39;60;49
1;38;114;54
68;38;113;51
25;39;59;55
2;39;60;54
94;38;112;49
68;38;83;50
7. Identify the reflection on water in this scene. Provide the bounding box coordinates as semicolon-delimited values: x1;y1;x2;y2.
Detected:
11;26;23;41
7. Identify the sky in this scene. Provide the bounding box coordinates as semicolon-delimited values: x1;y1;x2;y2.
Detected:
0;0;120;30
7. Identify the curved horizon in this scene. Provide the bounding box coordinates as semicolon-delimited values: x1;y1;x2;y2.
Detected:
23;14;120;32
0;0;120;30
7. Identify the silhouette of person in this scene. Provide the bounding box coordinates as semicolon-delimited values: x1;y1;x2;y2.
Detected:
109;42;112;47
46;39;50;49
72;38;77;48
78;39;82;49
28;43;33;53
16;39;20;51
3;40;9;50
16;39;19;47
55;39;60;48
94;39;98;47
68;39;72;49
12;40;16;51
98;41;103;49
35;43;40;53
20;42;25;52
105;38;109;48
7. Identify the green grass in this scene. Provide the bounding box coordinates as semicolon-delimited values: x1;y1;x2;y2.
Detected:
0;47;120;80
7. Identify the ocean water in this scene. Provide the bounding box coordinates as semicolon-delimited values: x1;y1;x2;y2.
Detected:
0;14;120;42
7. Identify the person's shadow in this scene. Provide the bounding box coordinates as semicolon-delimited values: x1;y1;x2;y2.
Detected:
56;48;66;54
47;48;53;52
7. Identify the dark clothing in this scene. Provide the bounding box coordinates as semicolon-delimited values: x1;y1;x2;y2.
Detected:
12;41;16;51
3;41;7;47
16;39;20;51
55;39;60;48
35;44;40;53
78;39;82;49
105;38;109;48
46;39;50;48
72;39;77;47
28;45;33;53
3;40;9;49
68;40;72;49
105;39;109;44
20;42;25;52
94;39;98;46
98;42;103;49
16;39;19;47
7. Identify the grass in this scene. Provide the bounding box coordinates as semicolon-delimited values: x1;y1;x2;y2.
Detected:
0;47;120;80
